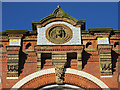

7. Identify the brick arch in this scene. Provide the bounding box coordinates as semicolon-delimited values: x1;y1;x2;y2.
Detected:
12;68;109;89
20;73;100;89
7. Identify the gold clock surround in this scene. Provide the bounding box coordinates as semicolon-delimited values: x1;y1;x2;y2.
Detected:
46;24;73;44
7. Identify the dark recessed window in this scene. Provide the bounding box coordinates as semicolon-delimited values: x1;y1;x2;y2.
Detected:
114;42;119;48
86;42;92;48
25;43;31;49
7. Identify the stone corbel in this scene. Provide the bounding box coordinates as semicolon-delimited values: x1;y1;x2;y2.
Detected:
54;65;65;84
52;52;67;84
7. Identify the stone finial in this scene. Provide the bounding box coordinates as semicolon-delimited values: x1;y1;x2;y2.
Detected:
57;5;60;8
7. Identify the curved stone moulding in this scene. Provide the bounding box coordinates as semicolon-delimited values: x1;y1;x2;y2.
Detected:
11;68;109;90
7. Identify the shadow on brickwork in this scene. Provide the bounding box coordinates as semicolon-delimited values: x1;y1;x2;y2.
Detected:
111;50;119;73
41;53;52;69
18;51;27;76
65;52;77;68
82;50;91;69
18;37;27;76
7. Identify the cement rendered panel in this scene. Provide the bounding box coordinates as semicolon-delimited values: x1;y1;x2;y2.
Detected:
97;38;109;44
37;21;81;45
9;39;21;46
6;77;18;79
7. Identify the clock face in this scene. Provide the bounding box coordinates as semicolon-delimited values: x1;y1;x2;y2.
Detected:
46;24;73;44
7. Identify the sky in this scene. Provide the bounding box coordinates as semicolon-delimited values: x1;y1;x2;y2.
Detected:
2;2;119;31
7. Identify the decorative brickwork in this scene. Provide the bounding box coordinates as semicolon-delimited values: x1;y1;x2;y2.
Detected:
35;45;84;51
0;5;120;89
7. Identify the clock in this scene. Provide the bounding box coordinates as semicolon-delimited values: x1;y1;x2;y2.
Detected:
46;24;73;44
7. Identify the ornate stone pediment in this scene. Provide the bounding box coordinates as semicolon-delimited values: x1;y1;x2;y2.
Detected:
32;5;85;30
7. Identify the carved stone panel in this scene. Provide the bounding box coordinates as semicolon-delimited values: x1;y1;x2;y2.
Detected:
99;52;112;75
98;44;113;76
55;65;65;84
46;24;73;44
100;63;112;72
6;46;20;77
7;64;18;75
7;54;19;76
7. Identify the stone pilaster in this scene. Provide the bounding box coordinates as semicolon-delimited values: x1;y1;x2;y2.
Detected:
98;44;113;76
37;53;41;71
52;52;67;84
77;51;82;70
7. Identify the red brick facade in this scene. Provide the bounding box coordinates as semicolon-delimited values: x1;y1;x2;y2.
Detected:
0;6;120;89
